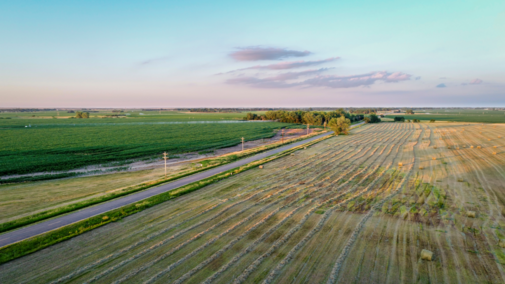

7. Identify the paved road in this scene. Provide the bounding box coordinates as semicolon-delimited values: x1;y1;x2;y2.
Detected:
0;131;338;248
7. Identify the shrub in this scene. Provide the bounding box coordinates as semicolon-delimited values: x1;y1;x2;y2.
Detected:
394;116;405;122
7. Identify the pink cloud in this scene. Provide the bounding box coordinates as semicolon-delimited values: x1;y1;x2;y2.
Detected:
226;69;329;88
229;47;311;61
226;70;412;89
469;78;483;84
231;58;339;71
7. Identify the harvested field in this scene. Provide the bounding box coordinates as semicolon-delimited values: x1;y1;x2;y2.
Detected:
1;122;505;283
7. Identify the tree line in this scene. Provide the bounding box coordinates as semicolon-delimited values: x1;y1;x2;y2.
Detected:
244;109;364;125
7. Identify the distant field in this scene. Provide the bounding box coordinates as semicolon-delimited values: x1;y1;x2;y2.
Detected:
0;121;296;176
3;123;505;283
386;109;505;123
0;110;261;127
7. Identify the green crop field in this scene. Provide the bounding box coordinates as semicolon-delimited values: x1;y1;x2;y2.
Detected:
0;110;261;127
386;109;505;123
0;111;297;176
0;122;296;176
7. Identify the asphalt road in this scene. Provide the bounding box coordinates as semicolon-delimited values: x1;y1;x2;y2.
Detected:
0;130;341;248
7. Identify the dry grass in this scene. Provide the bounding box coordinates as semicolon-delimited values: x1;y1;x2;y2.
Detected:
0;166;187;223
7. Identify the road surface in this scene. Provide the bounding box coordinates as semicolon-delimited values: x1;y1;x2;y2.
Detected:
0;123;363;248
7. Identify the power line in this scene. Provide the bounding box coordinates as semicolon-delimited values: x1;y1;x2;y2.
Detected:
163;152;168;178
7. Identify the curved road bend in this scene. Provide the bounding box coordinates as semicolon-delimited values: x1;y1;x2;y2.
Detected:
0;123;360;248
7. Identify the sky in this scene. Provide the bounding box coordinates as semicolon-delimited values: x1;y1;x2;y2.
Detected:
1;0;504;108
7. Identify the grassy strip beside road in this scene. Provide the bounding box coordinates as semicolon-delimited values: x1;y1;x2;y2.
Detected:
0;130;327;234
0;134;332;264
0;173;80;184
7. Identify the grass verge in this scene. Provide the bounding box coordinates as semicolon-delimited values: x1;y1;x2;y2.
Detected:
0;134;332;264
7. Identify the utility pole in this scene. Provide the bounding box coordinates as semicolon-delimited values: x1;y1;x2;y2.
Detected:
241;137;244;151
307;124;310;135
163;152;168;178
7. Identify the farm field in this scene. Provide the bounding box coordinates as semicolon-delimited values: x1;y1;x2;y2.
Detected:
385;108;505;123
2;122;505;283
0;121;297;176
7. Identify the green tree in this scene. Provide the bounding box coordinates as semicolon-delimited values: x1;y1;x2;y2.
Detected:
75;111;89;118
328;116;351;135
369;114;381;123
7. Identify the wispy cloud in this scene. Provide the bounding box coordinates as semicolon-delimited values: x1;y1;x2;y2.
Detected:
138;56;170;66
226;68;329;88
229;47;311;61
415;76;421;80
461;78;483;85
221;58;339;74
226;70;411;89
436;83;447;88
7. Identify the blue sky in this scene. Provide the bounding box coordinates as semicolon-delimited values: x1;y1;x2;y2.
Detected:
1;0;504;107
